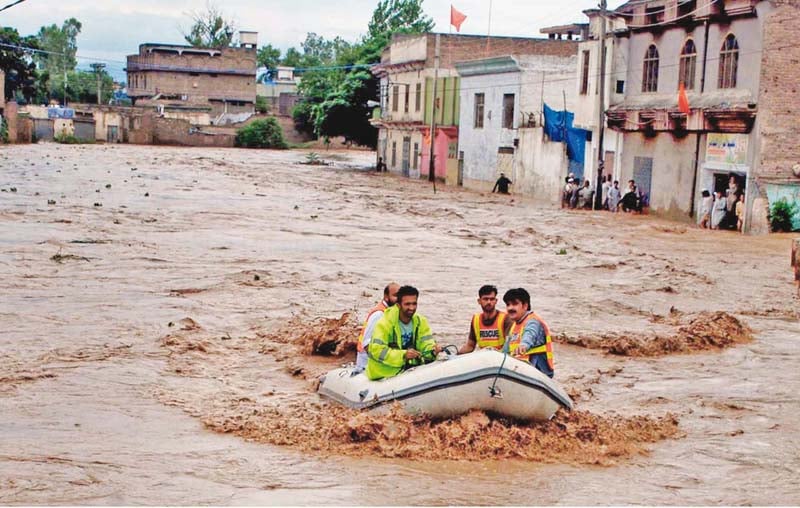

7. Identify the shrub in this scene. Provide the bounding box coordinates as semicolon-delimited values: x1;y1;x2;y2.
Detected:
0;121;8;144
235;117;287;149
55;133;94;144
255;95;269;114
769;198;799;232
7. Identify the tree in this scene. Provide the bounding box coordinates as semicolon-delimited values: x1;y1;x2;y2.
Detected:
0;27;42;102
35;18;81;73
183;3;235;48
257;43;281;81
281;47;303;68
235;118;288;149
291;0;433;147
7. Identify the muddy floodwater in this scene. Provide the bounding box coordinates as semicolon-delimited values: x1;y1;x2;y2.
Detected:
1;143;798;505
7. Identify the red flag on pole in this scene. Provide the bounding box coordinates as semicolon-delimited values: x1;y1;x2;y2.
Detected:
450;5;467;32
678;82;690;115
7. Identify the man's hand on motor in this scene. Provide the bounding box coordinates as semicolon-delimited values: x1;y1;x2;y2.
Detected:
404;348;421;360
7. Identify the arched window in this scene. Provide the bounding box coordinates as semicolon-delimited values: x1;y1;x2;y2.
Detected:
718;34;739;89
679;39;697;89
642;44;659;93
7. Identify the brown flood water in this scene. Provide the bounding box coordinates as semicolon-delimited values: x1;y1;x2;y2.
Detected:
0;143;798;505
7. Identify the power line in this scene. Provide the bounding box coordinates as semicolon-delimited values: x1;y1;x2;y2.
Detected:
0;0;27;13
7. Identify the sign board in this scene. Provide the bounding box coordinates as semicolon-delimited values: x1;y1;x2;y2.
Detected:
706;133;748;165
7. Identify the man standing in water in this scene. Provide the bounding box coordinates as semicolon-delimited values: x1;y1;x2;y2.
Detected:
492;173;513;194
354;282;399;373
502;288;555;378
366;285;442;380
459;285;510;354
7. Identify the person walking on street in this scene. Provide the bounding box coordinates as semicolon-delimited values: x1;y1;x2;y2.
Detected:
492;173;513;194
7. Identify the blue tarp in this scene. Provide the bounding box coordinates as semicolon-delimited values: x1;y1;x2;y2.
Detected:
543;103;590;165
47;107;74;119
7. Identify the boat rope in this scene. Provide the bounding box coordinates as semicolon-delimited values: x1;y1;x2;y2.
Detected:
489;352;507;398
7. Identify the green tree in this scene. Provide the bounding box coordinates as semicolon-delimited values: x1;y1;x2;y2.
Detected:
35;17;81;74
281;47;303;68
183;4;235;48
292;0;433;147
235;118;287;149
0;27;42;102
257;43;281;81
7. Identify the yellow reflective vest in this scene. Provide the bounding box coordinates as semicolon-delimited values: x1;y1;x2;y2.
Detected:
472;311;507;350
366;305;436;380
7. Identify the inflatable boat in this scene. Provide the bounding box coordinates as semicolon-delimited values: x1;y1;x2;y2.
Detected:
318;349;573;421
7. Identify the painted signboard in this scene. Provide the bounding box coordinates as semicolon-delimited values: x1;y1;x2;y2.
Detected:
706;133;748;165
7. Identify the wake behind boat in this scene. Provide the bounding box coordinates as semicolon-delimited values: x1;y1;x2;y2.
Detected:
318;349;574;421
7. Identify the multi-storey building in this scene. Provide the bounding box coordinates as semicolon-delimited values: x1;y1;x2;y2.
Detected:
371;33;578;181
126;31;258;117
603;0;799;232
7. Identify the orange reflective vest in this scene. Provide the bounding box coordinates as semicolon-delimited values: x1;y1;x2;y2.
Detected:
472;312;507;350
507;312;554;370
357;301;388;353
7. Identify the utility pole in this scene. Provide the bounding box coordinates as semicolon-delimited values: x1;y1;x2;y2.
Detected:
90;63;106;105
427;34;440;192
594;0;608;210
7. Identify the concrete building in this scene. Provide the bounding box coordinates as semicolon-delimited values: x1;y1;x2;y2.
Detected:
125;31;258;117
371;33;578;180
257;66;301;116
605;0;799;232
455;50;579;201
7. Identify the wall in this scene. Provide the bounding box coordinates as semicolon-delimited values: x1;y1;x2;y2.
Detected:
93;110;123;142
458;71;521;186
620;131;697;219
514;127;570;203
420;128;456;180
152;117;235;147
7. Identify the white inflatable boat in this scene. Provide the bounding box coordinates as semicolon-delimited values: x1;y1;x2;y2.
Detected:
318;349;573;421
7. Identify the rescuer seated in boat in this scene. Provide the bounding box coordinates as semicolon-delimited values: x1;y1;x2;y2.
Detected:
458;284;511;354
502;288;555;378
354;282;399;374
365;285;442;380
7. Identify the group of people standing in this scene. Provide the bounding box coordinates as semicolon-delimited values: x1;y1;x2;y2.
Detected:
354;284;554;381
563;174;646;213
698;175;745;231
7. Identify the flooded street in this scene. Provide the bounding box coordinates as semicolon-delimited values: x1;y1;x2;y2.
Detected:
1;143;798;505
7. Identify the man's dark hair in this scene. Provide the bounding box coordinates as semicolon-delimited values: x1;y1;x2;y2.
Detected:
503;287;531;308
396;285;419;304
478;285;498;297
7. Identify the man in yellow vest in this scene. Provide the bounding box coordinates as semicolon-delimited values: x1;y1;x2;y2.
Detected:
459;285;510;354
366;285;442;380
502;288;555;378
354;282;399;373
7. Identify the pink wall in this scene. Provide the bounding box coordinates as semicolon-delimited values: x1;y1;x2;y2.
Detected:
420;127;456;180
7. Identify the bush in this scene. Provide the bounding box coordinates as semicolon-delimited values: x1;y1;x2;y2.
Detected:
54;133;94;144
235;117;287;149
769;198;799;232
0;120;8;144
255;95;269;114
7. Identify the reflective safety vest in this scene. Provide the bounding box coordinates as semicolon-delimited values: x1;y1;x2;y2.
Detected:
507;312;554;370
357;301;388;353
472;312;507;350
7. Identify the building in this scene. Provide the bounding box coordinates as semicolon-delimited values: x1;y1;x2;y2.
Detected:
604;0;800;232
371;33;578;181
455;47;580;200
125;31;258;118
256;66;300;116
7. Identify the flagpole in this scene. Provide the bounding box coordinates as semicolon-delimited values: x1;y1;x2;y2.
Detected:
485;0;493;56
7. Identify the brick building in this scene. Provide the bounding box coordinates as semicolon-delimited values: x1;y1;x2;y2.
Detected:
125;31;258;117
371;33;578;179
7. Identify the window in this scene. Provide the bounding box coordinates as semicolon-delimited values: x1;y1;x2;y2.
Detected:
616;80;625;94
580;50;590;95
391;141;397;167
679;39;697;89
645;5;664;24
404;85;410;113
474;93;485;128
642;44;659;93
392;85;399;112
415;83;421;112
502;93;515;129
718;34;739;89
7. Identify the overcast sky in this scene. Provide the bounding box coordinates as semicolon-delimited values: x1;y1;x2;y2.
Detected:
1;0;623;80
